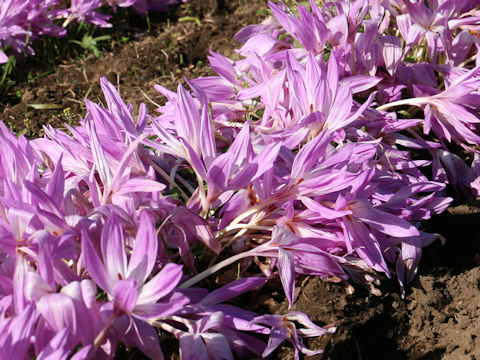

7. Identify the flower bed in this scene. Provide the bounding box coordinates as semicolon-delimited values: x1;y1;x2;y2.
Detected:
1;0;480;358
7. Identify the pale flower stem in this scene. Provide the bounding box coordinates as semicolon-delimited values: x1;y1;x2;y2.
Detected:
178;251;253;288
209;218;272;266
210;101;246;111
215;212;264;242
150;320;184;337
224;224;253;244
226;198;275;229
215;224;272;241
459;142;477;154
376;97;427;111
459;54;477;68
94;313;117;349
207;229;249;269
209;212;270;267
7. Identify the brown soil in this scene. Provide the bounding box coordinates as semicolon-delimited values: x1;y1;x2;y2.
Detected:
2;1;480;359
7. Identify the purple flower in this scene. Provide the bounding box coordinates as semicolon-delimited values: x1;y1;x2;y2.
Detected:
268;1;329;55
253;226;348;308
378;65;480;144
81;211;188;356
177;312;234;360
1;1;476;357
251;311;336;360
82;211;187;319
0;304;38;359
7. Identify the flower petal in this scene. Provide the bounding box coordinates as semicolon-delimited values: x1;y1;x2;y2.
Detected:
138;263;183;305
113;279;138;314
81;229;114;292
101;213;127;281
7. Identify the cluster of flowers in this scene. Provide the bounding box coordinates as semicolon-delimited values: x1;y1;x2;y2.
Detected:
0;0;185;63
2;0;480;358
